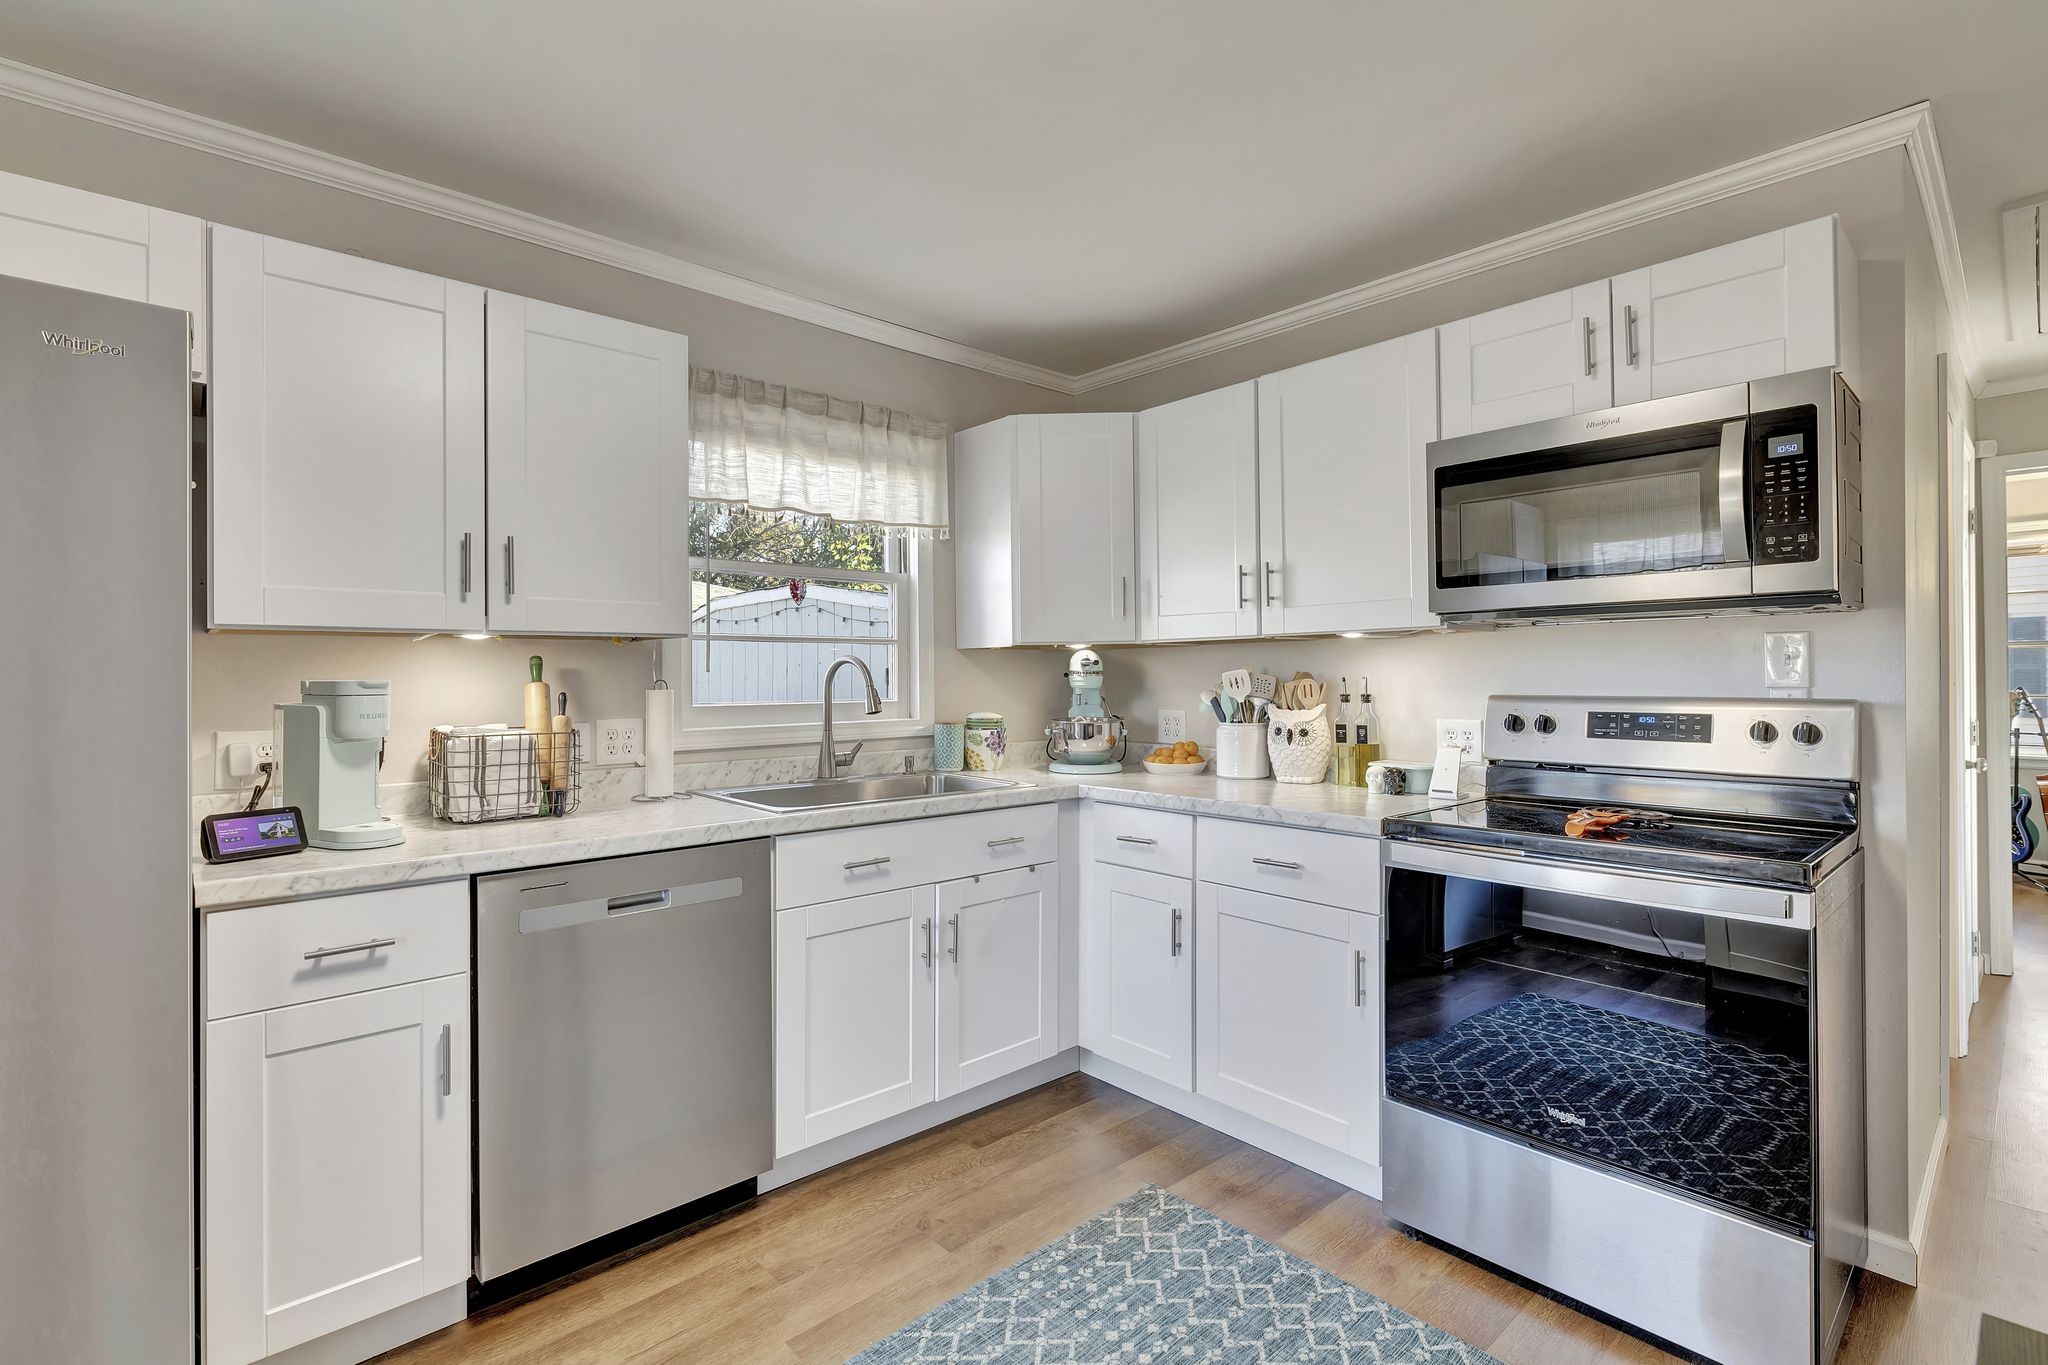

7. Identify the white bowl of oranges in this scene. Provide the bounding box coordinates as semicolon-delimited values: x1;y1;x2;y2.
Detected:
1143;741;1208;775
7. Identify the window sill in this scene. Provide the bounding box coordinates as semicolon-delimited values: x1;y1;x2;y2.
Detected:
672;716;934;754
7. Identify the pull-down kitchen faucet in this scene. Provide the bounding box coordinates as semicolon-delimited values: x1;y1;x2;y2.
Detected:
817;656;884;779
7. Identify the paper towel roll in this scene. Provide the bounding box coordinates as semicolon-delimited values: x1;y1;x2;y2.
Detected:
643;685;675;798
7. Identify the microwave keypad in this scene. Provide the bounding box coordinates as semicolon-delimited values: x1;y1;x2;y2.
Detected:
1756;437;1818;563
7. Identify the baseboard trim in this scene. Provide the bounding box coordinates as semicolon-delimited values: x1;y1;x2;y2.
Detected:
759;1049;1083;1193
1864;1112;1947;1285
1079;1051;1382;1198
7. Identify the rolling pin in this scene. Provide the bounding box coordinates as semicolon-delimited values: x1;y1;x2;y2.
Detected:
550;690;573;796
524;655;552;813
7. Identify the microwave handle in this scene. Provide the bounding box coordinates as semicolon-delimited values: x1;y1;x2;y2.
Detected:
1718;418;1751;565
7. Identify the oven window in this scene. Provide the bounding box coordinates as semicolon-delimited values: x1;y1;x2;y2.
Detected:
1435;421;1738;588
1384;868;1812;1234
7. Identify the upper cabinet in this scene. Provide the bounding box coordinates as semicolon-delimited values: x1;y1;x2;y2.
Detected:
1256;332;1438;634
208;229;690;636
1611;217;1857;405
954;413;1135;648
1438;280;1611;438
0;168;206;379
1136;382;1260;641
209;227;487;633
485;293;690;636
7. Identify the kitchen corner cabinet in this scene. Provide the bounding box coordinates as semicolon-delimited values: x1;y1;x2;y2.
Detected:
0;167;206;379
485;292;690;635
1136;381;1260;640
1256;331;1439;633
1438;279;1612;438
1080;861;1195;1089
203;884;470;1364
1610;216;1858;405
208;226;487;633
953;413;1135;648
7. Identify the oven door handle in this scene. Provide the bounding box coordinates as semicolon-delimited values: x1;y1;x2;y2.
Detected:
1385;838;1809;927
1718;417;1751;566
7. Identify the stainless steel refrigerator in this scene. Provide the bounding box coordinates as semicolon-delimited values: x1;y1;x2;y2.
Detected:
0;273;194;1360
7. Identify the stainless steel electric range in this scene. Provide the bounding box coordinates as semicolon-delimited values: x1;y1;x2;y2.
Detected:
1380;696;1865;1365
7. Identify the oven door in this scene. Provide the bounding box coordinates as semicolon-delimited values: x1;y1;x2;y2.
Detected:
1428;383;1754;617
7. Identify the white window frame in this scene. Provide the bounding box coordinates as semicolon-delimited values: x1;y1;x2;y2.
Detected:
658;531;935;752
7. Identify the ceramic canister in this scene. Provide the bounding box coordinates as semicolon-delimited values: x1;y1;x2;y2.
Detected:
963;711;1007;771
932;722;965;771
1213;722;1270;779
1266;704;1333;785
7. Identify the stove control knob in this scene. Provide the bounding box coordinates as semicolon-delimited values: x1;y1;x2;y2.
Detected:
1533;714;1558;735
1749;720;1779;745
1501;713;1527;734
1792;722;1824;747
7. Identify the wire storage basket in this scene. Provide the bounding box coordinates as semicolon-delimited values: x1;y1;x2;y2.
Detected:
428;725;582;823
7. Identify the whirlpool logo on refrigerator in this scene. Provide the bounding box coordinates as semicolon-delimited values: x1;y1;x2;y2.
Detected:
40;329;126;358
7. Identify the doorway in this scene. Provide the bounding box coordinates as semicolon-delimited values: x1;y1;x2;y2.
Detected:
1978;449;2048;992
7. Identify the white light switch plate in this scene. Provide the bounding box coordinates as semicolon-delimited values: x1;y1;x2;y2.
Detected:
1764;631;1811;696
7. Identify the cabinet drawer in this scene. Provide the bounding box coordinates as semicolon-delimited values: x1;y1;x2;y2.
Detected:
1196;817;1380;912
205;881;469;1020
1087;803;1193;877
775;803;1059;909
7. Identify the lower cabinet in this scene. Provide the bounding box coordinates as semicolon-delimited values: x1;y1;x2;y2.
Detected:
1079;861;1195;1090
774;866;1058;1157
1195;883;1382;1164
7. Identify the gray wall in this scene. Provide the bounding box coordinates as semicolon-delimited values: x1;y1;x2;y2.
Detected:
1981;388;2048;456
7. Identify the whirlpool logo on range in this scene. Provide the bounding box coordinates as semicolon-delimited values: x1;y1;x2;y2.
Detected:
40;329;126;358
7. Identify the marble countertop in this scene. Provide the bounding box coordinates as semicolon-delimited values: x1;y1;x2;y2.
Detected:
193;769;1456;911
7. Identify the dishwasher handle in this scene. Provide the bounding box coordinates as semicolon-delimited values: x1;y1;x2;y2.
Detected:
607;889;672;917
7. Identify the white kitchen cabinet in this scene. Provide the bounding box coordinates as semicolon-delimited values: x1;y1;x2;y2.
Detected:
1137;382;1261;640
774;887;936;1157
935;865;1058;1099
485;292;690;635
0;167;206;378
1080;862;1195;1090
1256;331;1439;633
1438;280;1611;438
953;413;1135;648
204;975;468;1364
1611;216;1858;405
208;226;487;632
1195;882;1381;1163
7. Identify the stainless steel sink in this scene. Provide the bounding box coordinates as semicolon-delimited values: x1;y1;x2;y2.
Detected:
701;771;1019;812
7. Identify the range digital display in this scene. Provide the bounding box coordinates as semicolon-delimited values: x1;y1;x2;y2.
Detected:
1586;710;1713;743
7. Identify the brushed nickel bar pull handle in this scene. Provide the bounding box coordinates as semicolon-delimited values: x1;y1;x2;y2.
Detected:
1115;835;1156;845
1583;316;1596;376
1251;857;1301;870
1121;575;1129;619
504;536;516;602
921;917;933;966
1625;304;1640;368
1237;564;1251;608
1355;950;1368;1006
843;856;892;871
303;937;396;961
1170;907;1183;957
1264;561;1278;607
948;914;960;962
987;836;1026;849
459;531;472;600
438;1023;452;1097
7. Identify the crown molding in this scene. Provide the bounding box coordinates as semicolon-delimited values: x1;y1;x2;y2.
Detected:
1980;373;2048;401
1071;102;1977;394
0;56;1075;395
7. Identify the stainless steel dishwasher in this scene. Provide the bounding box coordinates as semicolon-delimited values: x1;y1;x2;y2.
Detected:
475;840;772;1285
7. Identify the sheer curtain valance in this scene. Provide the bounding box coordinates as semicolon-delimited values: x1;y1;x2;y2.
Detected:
689;367;951;538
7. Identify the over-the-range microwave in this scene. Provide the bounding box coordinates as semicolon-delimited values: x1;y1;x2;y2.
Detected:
1426;367;1862;623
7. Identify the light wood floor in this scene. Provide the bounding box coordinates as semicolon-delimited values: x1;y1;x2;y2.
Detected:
383;893;2048;1365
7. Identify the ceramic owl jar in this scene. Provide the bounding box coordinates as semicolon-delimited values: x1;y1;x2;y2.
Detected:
1266;703;1333;784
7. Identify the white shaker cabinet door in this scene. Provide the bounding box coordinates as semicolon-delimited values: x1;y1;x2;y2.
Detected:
1080;862;1194;1090
1016;413;1136;645
1195;883;1381;1161
485;293;690;635
1137;382;1261;640
1611;217;1853;405
204;975;469;1365
1256;331;1438;634
0;167;206;378
774;887;937;1157
1438;279;1611;438
208;226;486;632
934;864;1058;1099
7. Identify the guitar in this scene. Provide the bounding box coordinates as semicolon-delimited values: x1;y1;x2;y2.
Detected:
2014;688;2046;865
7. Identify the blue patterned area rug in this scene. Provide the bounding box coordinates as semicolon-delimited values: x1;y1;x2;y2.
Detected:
848;1185;1499;1363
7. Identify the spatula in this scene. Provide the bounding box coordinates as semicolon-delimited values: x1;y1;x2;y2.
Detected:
1220;668;1252;717
1250;672;1279;704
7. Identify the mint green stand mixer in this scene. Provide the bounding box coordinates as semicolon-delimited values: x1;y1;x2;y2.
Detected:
1043;648;1127;774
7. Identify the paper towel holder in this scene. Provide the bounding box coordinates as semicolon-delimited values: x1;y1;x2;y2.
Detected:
631;650;687;803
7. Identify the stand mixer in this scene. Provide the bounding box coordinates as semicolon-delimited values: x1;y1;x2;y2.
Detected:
1044;648;1127;774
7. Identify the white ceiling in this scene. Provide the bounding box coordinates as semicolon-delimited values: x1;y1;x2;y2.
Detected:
2;0;2045;385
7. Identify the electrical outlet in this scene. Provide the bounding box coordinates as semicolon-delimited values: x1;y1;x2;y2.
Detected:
1434;719;1482;763
1157;709;1186;744
213;730;277;791
595;718;642;766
